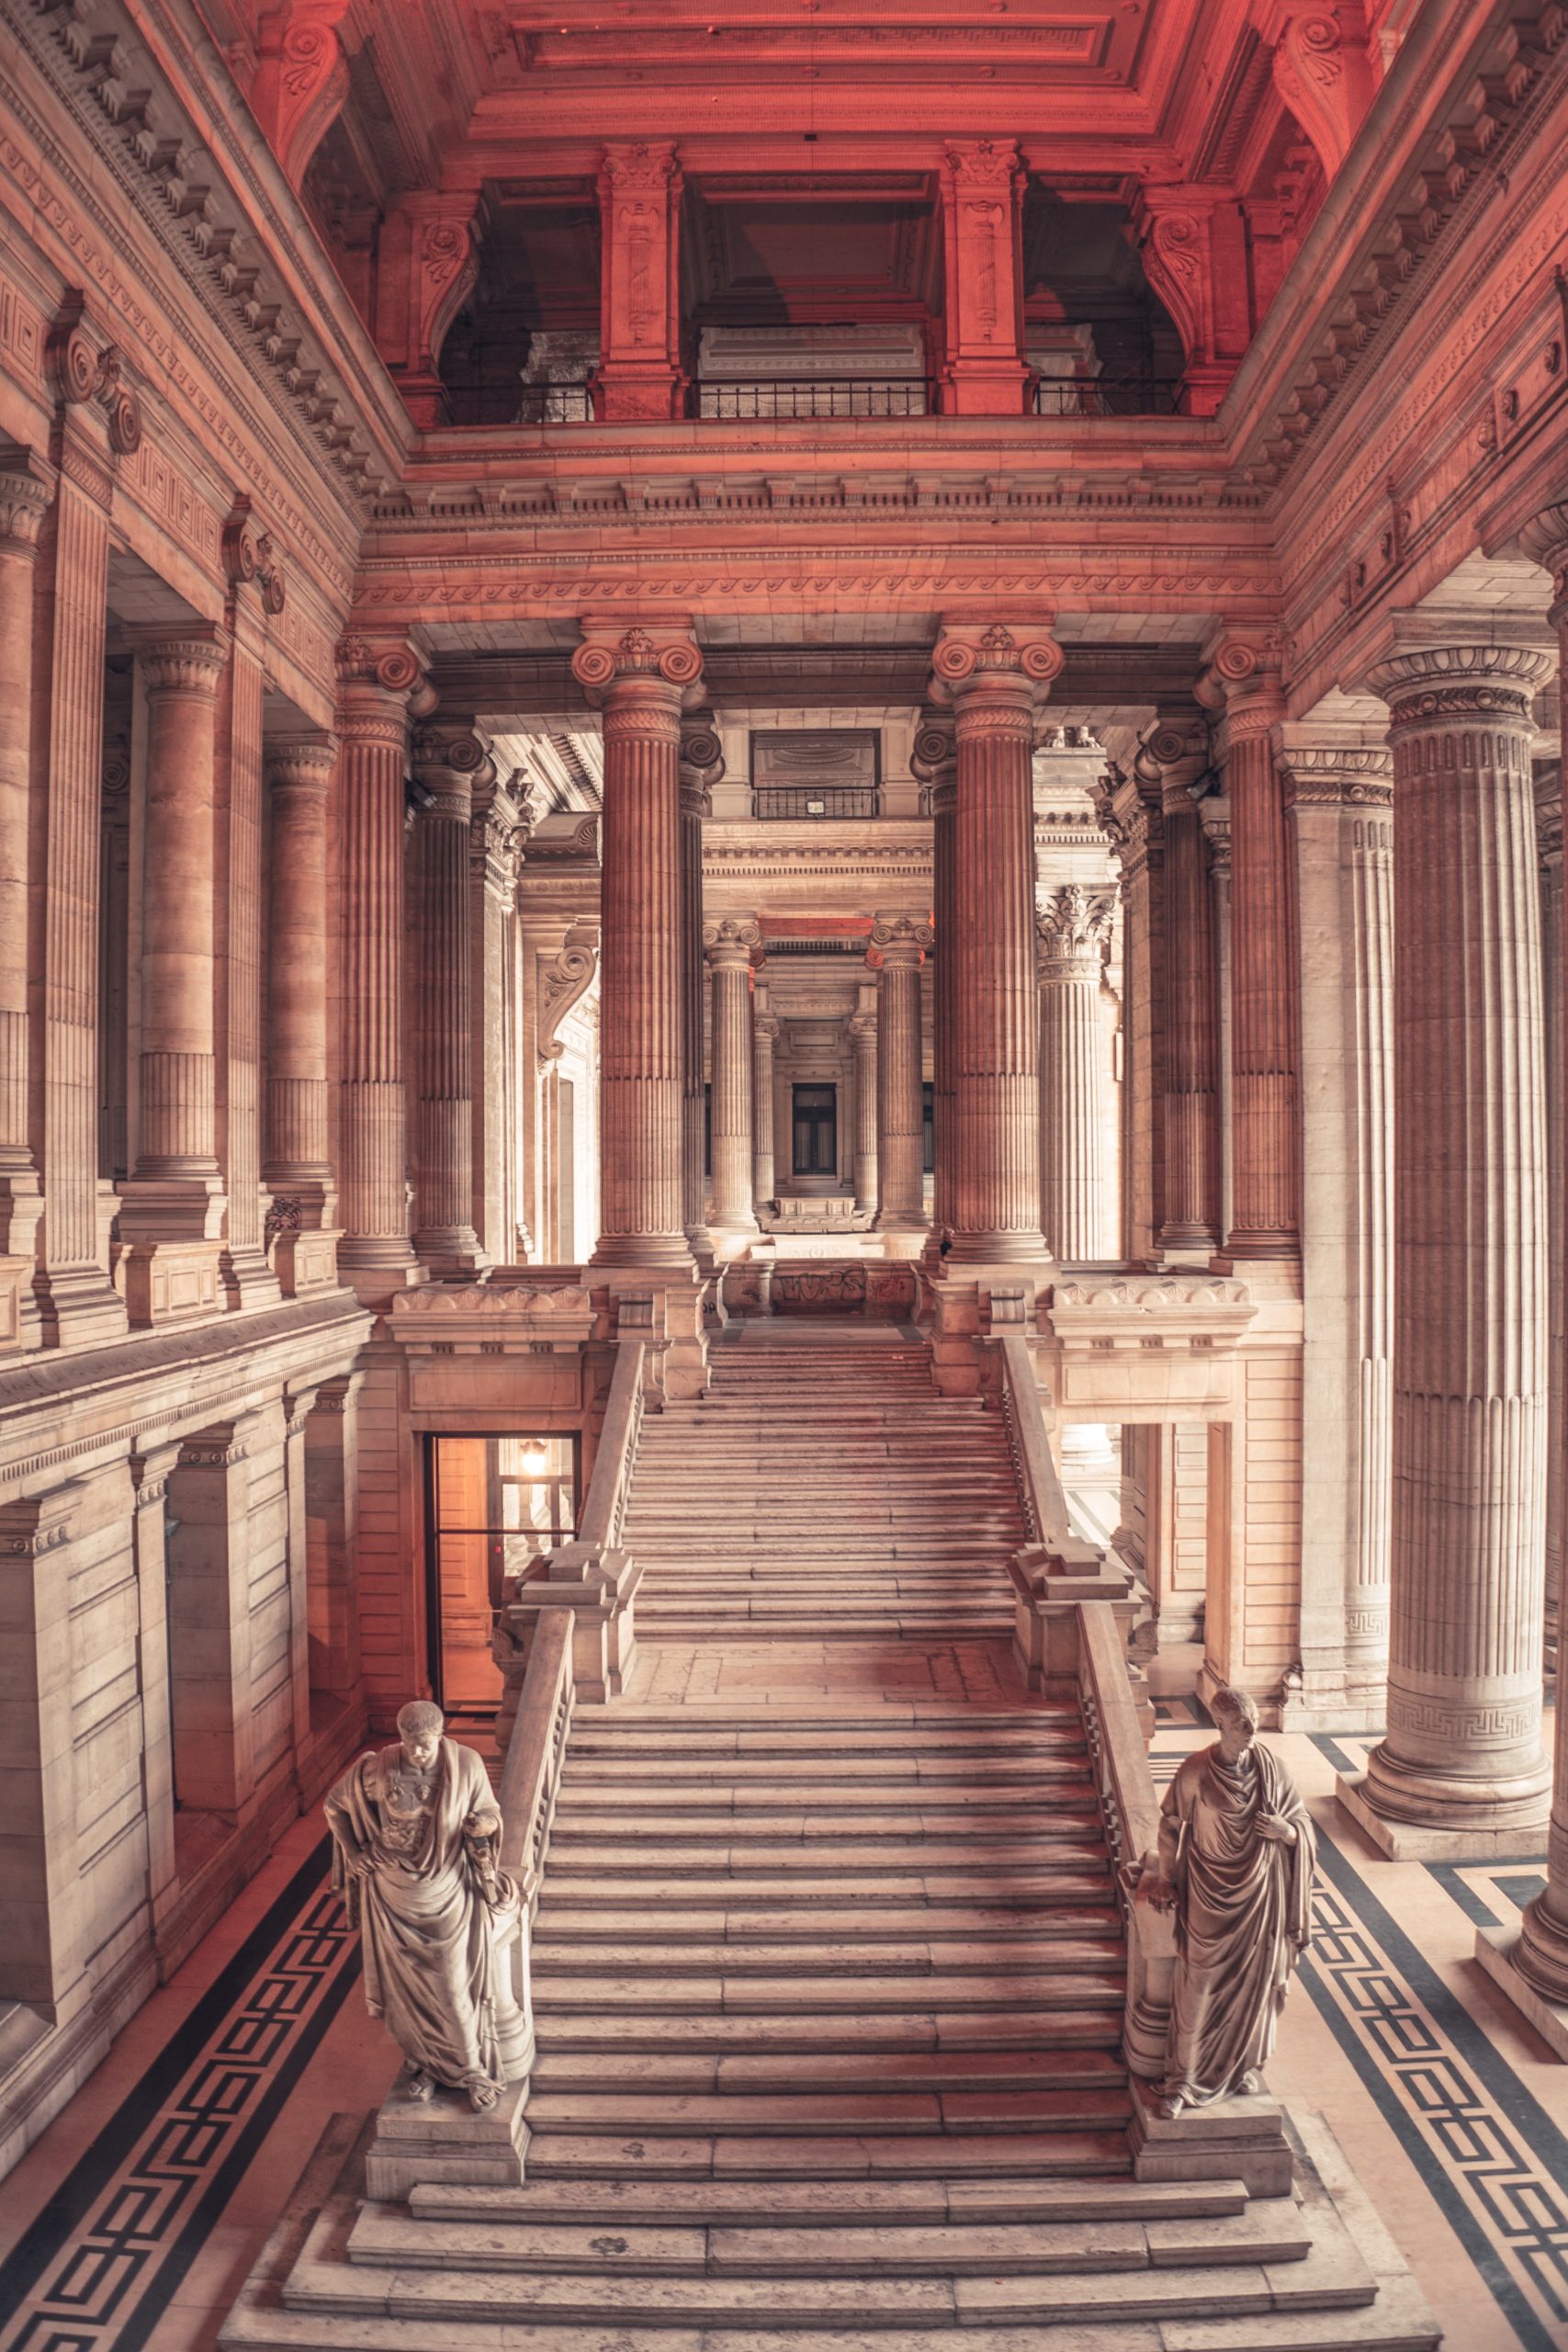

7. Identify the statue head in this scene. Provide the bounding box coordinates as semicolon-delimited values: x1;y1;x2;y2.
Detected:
1210;1683;1258;1762
396;1699;445;1773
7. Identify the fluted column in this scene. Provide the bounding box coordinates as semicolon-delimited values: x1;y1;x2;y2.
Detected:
1036;885;1115;1261
870;914;932;1254
410;726;488;1270
1347;627;1553;1854
753;980;778;1212
121;629;230;1242
1500;516;1568;2007
336;639;430;1288
1143;721;1221;1257
913;715;957;1253
1281;743;1394;1727
1537;763;1565;1686
931;625;1058;1262
1198;636;1298;1257
1200;801;1235;1244
573;626;703;1267
704;916;761;1256
850;987;879;1216
679;720;721;1259
264;738;336;1219
0;457;50;1283
1098;766;1164;1261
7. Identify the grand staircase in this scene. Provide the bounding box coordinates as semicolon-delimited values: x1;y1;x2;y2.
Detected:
624;1336;1021;1644
223;1325;1438;2351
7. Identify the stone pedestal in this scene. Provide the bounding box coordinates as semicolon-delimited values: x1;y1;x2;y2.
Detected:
573;625;703;1271
931;623;1058;1264
365;2076;530;2200
264;737;341;1295
870;912;931;1256
704;916;761;1258
1341;625;1553;1855
1036;883;1115;1262
1126;2077;1293;2199
118;628;231;1323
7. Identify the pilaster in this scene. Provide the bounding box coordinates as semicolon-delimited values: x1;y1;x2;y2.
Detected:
679;720;722;1260
913;715;957;1256
850;989;879;1220
1138;719;1220;1261
594;143;686;422
0;455;51;1336
753;978;779;1214
264;736;341;1295
938;141;1030;415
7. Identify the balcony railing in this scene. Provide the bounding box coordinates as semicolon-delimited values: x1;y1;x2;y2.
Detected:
1032;376;1182;417
693;378;932;420
752;784;881;820
516;381;596;424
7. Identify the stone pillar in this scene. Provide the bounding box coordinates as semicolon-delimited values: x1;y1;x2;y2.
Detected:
1488;521;1568;2018
1098;766;1164;1261
1341;626;1553;1857
931;623;1059;1264
34;377;128;1345
470;779;523;1262
595;141;687;422
704;916;761;1257
1538;762;1564;1685
215;557;277;1310
753;978;779;1213
410;726;488;1272
0;457;50;1295
679;720;721;1260
1143;722;1221;1259
1198;636;1298;1258
870;913;932;1255
335;639;430;1295
1200;799;1235;1245
937;140;1030;415
913;715;957;1252
118;628;231;1324
264;738;338;1293
1280;742;1394;1729
850;986;879;1217
1036;884;1115;1261
571;625;703;1268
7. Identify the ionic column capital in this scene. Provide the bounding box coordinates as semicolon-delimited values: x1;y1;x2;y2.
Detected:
129;624;231;699
266;733;337;798
849;1012;879;1043
573;622;704;716
412;723;494;825
0;453;51;559
704;914;761;971
931;623;1062;737
911;711;958;818
870;911;934;967
1134;715;1212;810
1277;743;1394;810
1363;626;1553;734
335;632;437;715
1519;503;1568;625
1196;628;1285;745
1036;883;1115;980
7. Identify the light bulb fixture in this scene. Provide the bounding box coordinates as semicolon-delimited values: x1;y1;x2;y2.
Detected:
521;1441;549;1477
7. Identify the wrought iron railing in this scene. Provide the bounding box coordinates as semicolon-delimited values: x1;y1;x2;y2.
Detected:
752;784;881;820
1032;376;1182;417
692;378;932;420
516;381;595;424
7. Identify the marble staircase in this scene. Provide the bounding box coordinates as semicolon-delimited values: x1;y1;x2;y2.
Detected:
624;1340;1022;1643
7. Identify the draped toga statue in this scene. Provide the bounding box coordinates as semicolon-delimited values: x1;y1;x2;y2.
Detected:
1149;1684;1315;2116
326;1701;531;2110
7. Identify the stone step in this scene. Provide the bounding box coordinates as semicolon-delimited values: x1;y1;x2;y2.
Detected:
532;2011;1122;2054
554;1779;1095;1810
409;2173;1253;2230
532;1939;1118;1979
632;1619;1019;1643
550;1801;1098;1833
533;1972;1123;2015
353;2200;1314;2280
563;1725;1081;1754
544;1838;1103;1875
540;1876;1111;1911
529;2049;1125;2097
524;2125;1134;2181
520;2086;1132;2138
534;1900;1119;1941
562;1760;1088;1786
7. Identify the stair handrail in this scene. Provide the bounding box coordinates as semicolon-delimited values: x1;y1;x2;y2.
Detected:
995;1330;1110;1573
498;1604;576;1905
578;1336;646;1554
1076;1598;1172;2085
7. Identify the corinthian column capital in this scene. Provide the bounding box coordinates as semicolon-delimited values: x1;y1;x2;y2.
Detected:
0;453;51;558
1036;884;1114;978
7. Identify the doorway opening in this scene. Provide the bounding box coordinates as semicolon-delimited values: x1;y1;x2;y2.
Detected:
425;1434;580;1713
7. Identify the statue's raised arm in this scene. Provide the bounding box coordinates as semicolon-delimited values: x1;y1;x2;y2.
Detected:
325;1700;531;2110
1146;1683;1315;2117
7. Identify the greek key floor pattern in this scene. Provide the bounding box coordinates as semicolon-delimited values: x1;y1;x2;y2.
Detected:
2;1719;1566;2348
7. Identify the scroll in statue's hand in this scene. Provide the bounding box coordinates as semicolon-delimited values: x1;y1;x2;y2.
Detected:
1256;1814;1297;1844
1147;1877;1179;1913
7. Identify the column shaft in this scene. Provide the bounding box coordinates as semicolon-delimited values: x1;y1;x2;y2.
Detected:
871;915;931;1248
1359;634;1551;1842
753;987;778;1210
0;464;47;1203
218;620;270;1293
705;917;761;1251
337;677;417;1277
914;720;956;1248
1158;763;1221;1251
1037;887;1113;1261
411;730;485;1266
679;725;719;1255
265;740;335;1190
851;993;878;1216
1538;766;1564;1684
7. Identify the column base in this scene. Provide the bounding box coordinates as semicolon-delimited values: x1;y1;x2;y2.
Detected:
31;1261;130;1349
1474;1925;1568;2058
1216;1230;1300;1261
413;1226;490;1277
592;1234;696;1271
946;1227;1050;1266
1337;1768;1551;1860
0;1251;33;1355
118;1172;227;1244
709;1218;761;1264
874;1218;928;1261
118;1240;222;1328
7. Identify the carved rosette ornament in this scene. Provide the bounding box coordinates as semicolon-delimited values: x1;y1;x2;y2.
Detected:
1354;627;1555;1853
930;624;1061;1262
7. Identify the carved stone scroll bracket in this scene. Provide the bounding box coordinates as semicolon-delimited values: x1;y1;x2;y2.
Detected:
537;928;601;1067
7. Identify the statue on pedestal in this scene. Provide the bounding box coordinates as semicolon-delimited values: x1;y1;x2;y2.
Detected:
326;1700;529;2110
1148;1684;1315;2116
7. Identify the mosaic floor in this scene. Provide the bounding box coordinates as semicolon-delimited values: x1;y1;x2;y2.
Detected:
0;1667;1563;2350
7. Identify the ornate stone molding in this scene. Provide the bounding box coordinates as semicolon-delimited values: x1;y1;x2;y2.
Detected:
1037;883;1115;976
1365;639;1554;732
222;495;286;615
1277;746;1394;808
538;927;600;1065
572;624;704;707
130;627;230;698
0;453;51;558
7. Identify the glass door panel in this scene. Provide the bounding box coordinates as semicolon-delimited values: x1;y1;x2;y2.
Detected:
429;1434;578;1713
